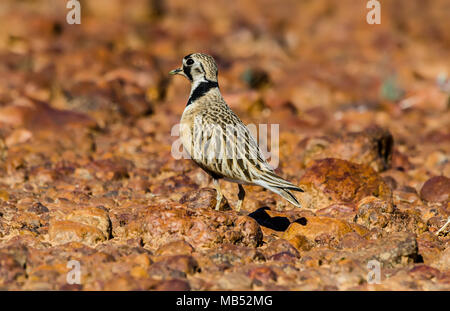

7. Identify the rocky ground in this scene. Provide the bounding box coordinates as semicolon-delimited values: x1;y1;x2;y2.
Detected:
0;0;449;290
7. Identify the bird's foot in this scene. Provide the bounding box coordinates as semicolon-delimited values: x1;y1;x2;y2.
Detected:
215;195;222;211
236;200;242;212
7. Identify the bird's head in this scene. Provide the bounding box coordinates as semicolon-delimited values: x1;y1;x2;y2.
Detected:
169;53;218;83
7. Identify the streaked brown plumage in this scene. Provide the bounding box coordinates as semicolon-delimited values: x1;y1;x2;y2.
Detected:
170;53;303;211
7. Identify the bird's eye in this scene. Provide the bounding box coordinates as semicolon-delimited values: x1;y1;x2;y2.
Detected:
186;59;194;65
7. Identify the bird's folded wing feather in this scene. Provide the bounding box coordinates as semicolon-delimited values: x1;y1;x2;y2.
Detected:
191;103;299;190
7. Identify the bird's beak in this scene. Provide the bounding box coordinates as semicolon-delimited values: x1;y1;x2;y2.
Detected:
169;67;183;75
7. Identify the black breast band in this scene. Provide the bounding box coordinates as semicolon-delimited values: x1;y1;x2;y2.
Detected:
187;80;219;106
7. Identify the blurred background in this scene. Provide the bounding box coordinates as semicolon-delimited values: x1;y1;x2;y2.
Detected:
0;0;448;180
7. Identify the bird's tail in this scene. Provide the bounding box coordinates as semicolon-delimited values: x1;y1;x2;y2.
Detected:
254;171;304;208
263;185;302;207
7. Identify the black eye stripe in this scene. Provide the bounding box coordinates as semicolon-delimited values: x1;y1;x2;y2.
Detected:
183;65;193;81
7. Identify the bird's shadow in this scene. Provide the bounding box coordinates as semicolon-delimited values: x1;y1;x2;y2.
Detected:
248;207;307;231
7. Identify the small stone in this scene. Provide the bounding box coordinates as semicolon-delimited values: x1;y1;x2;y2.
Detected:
247;266;277;283
298;158;392;210
49;220;107;246
357;196;394;214
431;247;450;271
284;234;314;252
179;188;230;211
408;264;441;280
152;255;199;275
102;276;148;291
367;232;419;268
264;239;300;258
0;190;9;202
316;204;357;222
357;199;427;234
0;253;26;286
420;176;450;203
150;175;199;201
86;158;132;181
338;232;368;249
300;126;393;172
282;216;368;248
155;279;191;291
5;128;32;147
268;252;298;263
155;240;195;256
416;232;444;266
66;206;111;238
130;266;149;279
27;202;50;214
73;168;93;180
208;244;265;265
217;272;253;290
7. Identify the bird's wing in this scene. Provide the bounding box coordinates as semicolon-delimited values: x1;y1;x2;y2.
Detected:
190;102;296;188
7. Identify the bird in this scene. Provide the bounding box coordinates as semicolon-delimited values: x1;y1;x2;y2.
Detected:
170;53;303;211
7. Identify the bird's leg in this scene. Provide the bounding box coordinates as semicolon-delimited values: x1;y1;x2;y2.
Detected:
213;179;223;211
436;216;450;236
236;184;245;212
